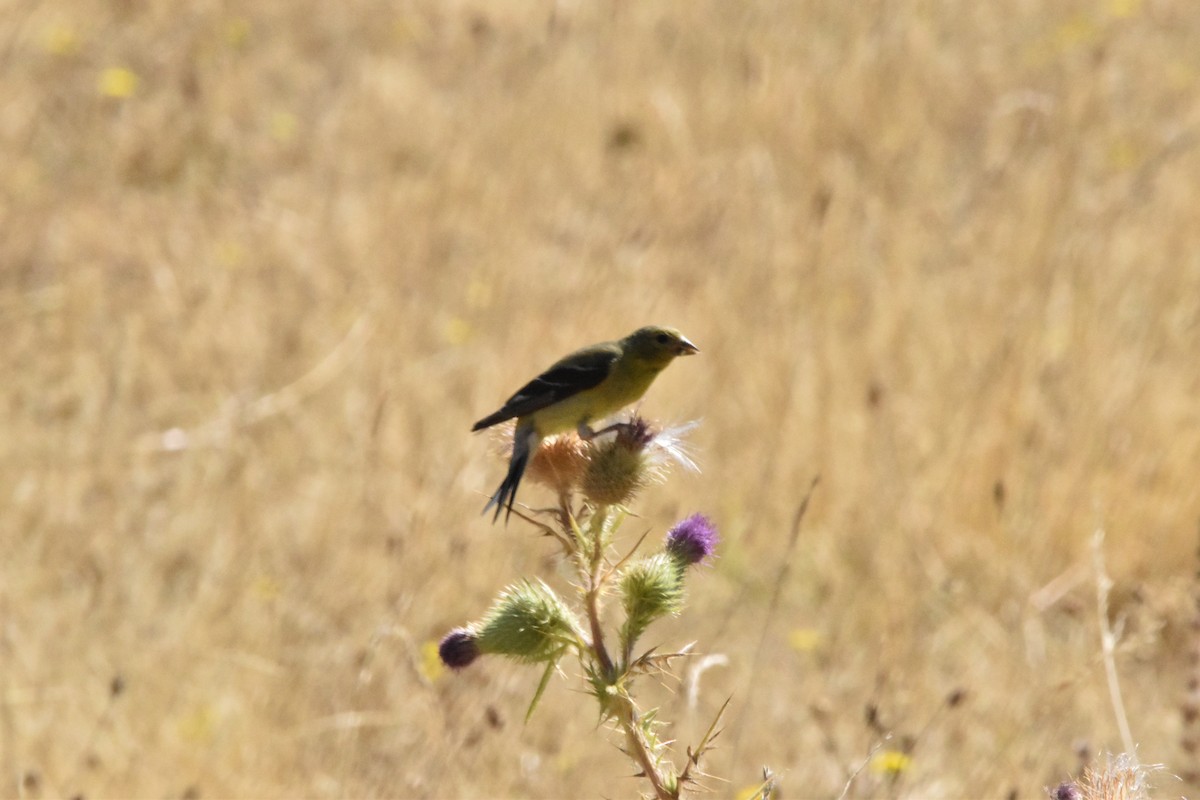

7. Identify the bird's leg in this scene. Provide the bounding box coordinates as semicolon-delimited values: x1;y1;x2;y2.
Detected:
577;421;631;441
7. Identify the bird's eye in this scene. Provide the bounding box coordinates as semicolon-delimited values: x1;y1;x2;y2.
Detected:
655;333;670;345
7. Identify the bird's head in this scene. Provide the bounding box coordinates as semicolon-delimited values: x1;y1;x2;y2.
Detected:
623;326;699;365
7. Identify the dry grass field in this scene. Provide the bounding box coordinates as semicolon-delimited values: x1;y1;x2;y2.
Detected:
4;1;1200;797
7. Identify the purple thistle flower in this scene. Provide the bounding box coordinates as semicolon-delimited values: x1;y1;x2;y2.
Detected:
665;513;719;566
439;627;481;670
1050;783;1081;800
615;416;655;450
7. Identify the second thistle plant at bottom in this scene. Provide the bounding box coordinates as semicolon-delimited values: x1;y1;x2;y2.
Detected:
440;416;727;800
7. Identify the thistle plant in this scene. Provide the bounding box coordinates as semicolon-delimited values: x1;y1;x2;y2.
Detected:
440;416;727;799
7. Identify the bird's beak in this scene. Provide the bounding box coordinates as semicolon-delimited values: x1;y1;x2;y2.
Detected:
676;338;699;356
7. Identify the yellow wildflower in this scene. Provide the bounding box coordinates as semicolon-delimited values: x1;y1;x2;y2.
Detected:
420;640;445;682
870;749;912;776
270;110;297;143
225;17;251;47
98;66;138;98
787;627;822;653
443;317;471;345
252;575;280;601
43;25;81;56
177;703;216;744
1107;0;1141;18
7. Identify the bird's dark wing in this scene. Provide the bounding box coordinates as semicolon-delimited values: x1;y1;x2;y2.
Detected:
471;345;619;431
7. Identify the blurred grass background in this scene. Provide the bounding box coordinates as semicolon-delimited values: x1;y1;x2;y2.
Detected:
3;0;1199;797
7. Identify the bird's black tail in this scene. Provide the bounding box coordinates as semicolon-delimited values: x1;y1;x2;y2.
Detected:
482;429;536;523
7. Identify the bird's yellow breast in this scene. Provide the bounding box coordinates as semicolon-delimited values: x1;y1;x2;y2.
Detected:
525;358;665;436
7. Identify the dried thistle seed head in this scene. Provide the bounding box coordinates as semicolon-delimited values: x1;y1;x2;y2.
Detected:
580;418;663;507
1078;753;1160;800
582;438;647;507
526;433;590;495
438;627;481;670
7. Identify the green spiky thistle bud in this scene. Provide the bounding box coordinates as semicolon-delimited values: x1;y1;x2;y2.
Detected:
475;578;584;664
619;553;685;657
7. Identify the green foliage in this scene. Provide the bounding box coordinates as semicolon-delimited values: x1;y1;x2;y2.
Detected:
619;553;685;661
476;579;584;664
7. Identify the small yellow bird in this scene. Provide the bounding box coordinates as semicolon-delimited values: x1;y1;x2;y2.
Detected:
473;325;699;522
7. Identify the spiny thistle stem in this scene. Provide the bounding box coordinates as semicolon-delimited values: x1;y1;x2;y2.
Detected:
557;491;573;540
587;580;614;677
614;691;675;800
585;510;615;676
